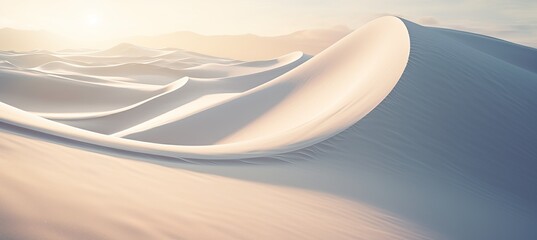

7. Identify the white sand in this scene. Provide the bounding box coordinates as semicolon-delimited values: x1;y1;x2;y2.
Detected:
0;131;428;240
1;15;537;239
0;16;410;158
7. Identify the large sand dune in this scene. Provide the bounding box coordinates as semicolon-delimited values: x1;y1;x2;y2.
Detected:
1;16;537;239
0;16;410;158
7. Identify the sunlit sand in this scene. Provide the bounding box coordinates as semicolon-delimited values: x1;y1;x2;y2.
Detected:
1;16;537;239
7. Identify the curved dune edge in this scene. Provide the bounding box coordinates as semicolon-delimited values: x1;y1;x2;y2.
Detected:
34;51;308;121
0;16;410;159
33;77;191;120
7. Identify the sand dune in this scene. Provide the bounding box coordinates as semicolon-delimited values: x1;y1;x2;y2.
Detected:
1;16;537;239
124;27;351;60
0;16;410;158
0;52;84;68
0;68;161;113
0;27;350;60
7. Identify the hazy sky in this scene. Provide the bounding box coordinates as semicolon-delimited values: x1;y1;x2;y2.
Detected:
0;0;536;46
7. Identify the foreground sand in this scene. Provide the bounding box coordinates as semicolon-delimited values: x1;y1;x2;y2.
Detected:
0;131;428;240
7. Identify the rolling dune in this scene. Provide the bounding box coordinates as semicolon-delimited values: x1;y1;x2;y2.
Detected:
1;16;537;239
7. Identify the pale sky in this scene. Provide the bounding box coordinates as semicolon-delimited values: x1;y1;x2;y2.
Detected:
1;0;536;47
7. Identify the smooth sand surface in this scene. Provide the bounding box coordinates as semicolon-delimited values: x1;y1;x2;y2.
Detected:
0;131;429;240
1;16;537;239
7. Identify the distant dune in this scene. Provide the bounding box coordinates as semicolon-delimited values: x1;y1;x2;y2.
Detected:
0;28;67;50
0;27;350;60
1;16;537;240
125;27;350;60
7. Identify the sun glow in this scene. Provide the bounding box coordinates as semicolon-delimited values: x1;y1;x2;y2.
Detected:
85;14;101;27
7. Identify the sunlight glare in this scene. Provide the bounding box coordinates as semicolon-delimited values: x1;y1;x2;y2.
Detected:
86;14;101;27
